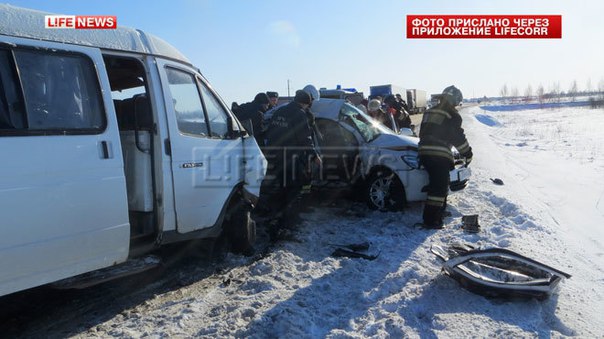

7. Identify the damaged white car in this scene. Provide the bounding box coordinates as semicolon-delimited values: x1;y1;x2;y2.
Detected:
311;99;470;210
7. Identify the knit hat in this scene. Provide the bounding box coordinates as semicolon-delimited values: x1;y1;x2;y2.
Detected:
254;92;270;105
266;91;279;99
383;94;397;106
294;90;312;105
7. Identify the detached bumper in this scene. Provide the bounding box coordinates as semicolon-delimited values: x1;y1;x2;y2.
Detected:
449;166;471;192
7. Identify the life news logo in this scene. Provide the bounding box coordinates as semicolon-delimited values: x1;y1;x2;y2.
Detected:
45;15;117;29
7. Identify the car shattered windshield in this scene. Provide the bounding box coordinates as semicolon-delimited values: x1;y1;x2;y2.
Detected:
338;103;393;142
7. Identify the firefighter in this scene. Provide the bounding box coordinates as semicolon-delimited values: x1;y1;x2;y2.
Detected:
418;85;472;229
264;90;321;239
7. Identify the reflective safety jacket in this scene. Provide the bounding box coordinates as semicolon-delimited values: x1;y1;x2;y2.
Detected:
418;104;471;163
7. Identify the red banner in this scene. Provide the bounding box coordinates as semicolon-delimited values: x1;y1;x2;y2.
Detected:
407;15;562;39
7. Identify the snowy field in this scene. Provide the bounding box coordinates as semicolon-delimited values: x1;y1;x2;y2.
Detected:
3;105;604;338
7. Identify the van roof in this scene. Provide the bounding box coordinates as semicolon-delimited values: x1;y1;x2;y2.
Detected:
0;4;191;64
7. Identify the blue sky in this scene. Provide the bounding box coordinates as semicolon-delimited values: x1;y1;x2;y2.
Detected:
5;0;604;104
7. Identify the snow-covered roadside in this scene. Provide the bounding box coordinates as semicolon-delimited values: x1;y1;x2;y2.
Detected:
10;106;603;338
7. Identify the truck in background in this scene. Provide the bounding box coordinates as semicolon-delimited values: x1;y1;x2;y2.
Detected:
406;89;427;114
369;84;406;100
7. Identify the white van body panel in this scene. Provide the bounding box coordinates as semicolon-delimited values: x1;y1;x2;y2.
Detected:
0;36;130;297
156;59;243;233
242;136;268;199
139;54;177;232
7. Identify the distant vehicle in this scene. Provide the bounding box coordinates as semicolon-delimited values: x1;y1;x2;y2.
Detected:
319;87;364;105
429;94;441;108
311;99;470;211
406;89;427;113
0;5;266;297
369;84;405;99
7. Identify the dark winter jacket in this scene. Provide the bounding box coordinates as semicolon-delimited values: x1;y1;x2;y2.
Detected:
234;101;266;145
305;108;323;153
418;102;472;164
388;106;412;129
266;101;319;179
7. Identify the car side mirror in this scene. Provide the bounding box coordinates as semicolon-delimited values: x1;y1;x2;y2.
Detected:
399;127;414;137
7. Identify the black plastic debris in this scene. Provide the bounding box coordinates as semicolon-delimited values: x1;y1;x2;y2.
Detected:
328;241;371;252
331;242;379;260
331;248;380;260
431;243;571;299
490;178;504;185
461;214;481;233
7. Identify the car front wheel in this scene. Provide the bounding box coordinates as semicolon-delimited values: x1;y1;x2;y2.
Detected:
366;169;406;211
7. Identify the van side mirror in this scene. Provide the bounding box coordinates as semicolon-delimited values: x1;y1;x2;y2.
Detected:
227;116;248;139
240;119;253;136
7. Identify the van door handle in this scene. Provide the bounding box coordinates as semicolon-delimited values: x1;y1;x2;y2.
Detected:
99;141;111;159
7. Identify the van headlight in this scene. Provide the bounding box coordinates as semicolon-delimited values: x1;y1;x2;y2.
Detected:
401;154;419;169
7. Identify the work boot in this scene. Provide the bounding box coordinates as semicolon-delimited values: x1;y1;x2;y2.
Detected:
422;220;444;229
413;221;444;229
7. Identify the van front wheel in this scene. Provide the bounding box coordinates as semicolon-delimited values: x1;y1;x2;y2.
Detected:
225;199;256;254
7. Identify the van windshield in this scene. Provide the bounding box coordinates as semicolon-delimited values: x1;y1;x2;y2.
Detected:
338;103;393;142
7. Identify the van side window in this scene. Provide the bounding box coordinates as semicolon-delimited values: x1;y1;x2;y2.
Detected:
198;81;229;138
165;67;209;137
0;49;26;130
14;49;104;131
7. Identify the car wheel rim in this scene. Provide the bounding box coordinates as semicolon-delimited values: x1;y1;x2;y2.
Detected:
369;176;392;209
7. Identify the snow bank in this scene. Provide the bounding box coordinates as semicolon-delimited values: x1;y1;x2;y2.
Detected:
480;100;592;111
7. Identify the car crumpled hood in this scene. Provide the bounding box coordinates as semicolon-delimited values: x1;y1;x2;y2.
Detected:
369;133;419;152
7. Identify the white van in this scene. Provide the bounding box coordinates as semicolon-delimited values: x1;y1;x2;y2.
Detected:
0;5;266;297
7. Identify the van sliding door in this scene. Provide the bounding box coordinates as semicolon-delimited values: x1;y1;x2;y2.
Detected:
0;36;129;297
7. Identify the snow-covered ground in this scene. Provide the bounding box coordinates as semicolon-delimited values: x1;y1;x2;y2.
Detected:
5;105;604;338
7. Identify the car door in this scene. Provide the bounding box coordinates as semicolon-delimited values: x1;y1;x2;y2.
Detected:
0;37;129;296
315;118;360;182
157;60;242;233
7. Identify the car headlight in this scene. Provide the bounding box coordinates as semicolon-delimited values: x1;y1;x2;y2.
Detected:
401;154;419;169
